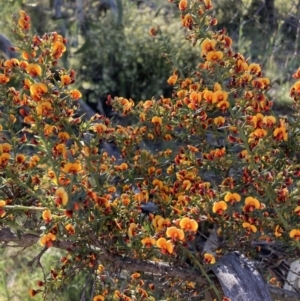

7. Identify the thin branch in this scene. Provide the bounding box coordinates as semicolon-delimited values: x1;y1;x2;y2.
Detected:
269;286;300;301
90;236;208;285
1;227;300;301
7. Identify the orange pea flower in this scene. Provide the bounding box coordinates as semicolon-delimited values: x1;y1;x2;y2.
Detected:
36;101;53;116
0;200;6;217
92;123;107;134
206;51;223;62
243;196;260;212
189;91;202;103
29;289;38;297
26;63;42;77
156;237;174;254
0;74;10;84
128;223;138;238
178;0;188;11
0;153;10;167
243;222;257;233
158;218;171;232
179;217;198;232
182;179;192;190
292;68;300;79
22;52;30;60
214;116;225;127
249;128;267;141
248;63;261;75
260;77;270;86
15;154;26;163
4;58;19;68
54;144;66;156
203;90;214;103
166;226;185;241
211;147;226;158
147;133;154;139
181;78;192;88
152;215;165;229
177;90;187;98
212;90;228;103
143;100;154;109
63;162;82;174
204;253;216;264
29;155;40;167
42;209;52;223
151;116;162;125
55;187;68;206
97;265;104;274
70;89;82;100
182;14;193;28
0;143;12;153
251;113;264;129
65;224;75;235
213;83;221;91
19;62;28;72
152;179;163;189
263;115;276;127
203;0;213;9
40;233;56;247
274;225;283;237
252;77;270;89
23;78;32;90
167;75;178;85
58;131;70;141
235;59;248;73
9;114;16;124
141;237;156;248
52;41;66;59
18;10;31;30
149;27;158;36
187;145;199;152
224;192;241;204
93;295;105;301
273;119;288;141
30;83;48;100
217;100;230;111
119;97;134;114
212;201;227;215
61;75;72;86
201;38;216;55
289;229;300;240
44;124;57;137
223;35;232;48
115;163;128;171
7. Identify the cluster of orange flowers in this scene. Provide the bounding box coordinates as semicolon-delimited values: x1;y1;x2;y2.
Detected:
143;0;299;253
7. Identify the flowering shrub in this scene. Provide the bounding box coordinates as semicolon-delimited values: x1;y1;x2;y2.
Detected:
0;1;300;300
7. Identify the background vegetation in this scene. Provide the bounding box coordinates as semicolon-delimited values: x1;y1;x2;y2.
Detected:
1;0;300;110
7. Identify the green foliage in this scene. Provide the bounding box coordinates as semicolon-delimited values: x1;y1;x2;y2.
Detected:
73;2;199;105
213;0;300;105
0;246;73;301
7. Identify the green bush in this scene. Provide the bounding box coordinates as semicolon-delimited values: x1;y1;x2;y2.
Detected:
73;1;200;108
